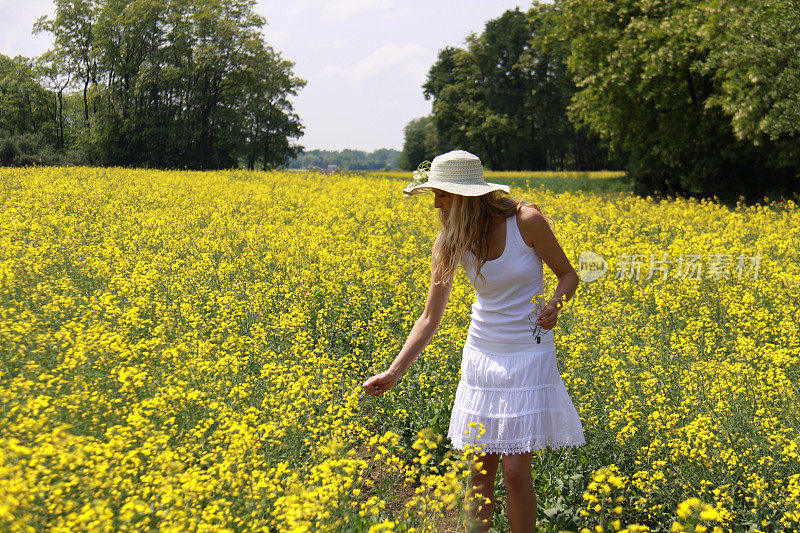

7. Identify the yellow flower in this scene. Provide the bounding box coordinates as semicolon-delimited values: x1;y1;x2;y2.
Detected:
700;508;718;521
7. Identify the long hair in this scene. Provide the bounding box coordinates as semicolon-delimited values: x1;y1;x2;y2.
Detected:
432;190;553;286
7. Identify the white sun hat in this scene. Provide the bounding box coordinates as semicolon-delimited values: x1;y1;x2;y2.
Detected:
402;150;510;197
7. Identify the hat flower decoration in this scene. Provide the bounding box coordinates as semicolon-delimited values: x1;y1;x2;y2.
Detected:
402;150;510;197
408;160;431;189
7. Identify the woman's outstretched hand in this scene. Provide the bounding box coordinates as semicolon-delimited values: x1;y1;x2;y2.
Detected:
362;369;400;397
536;300;560;330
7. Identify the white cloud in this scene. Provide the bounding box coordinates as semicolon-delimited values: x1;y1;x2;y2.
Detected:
322;44;434;84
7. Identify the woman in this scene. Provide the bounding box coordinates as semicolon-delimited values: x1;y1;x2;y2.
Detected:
362;150;585;532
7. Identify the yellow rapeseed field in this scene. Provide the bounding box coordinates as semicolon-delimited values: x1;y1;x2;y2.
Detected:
0;167;798;532
372;170;626;180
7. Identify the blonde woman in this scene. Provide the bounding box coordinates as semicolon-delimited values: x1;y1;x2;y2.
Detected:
362;150;585;532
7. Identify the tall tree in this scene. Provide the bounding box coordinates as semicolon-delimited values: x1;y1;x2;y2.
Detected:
0;55;53;137
553;0;800;203
0;54;69;166
34;50;74;151
34;0;99;129
700;0;800;146
419;3;615;171
240;45;306;170
32;0;305;169
422;9;535;170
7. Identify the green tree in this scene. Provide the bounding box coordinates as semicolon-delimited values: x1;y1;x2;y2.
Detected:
32;0;305;169
287;149;400;171
701;0;800;143
33;0;99;128
422;9;535;170
421;4;616;171
34;50;75;151
240;45;306;170
0;54;53;137
553;0;799;203
0;54;73;166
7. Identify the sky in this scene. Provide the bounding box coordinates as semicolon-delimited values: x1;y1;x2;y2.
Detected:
0;0;541;152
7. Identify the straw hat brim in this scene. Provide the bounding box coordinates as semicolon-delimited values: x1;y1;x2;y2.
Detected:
403;180;510;197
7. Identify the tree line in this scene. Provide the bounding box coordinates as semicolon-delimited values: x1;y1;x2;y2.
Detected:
287;149;400;171
1;0;304;170
400;7;623;174
401;0;800;204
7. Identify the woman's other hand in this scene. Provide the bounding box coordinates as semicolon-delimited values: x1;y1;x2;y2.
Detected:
363;369;400;397
536;301;560;330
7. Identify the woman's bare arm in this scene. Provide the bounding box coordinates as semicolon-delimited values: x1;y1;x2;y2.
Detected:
518;206;580;328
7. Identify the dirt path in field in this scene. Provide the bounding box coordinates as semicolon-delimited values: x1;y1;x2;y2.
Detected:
354;443;461;531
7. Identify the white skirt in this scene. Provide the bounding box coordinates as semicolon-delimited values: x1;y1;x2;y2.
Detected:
447;335;586;455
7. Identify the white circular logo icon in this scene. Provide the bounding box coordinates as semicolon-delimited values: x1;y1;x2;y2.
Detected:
578;251;608;282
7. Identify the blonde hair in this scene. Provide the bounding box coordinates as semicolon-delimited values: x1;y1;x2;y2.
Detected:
432;190;553;286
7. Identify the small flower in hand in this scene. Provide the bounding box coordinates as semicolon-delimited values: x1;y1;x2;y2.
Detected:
529;294;562;341
536;298;563;329
528;294;545;341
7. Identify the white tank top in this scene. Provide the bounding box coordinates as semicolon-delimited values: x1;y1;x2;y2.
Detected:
459;210;554;345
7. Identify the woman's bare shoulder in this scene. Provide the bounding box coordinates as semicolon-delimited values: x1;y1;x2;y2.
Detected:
516;204;550;247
